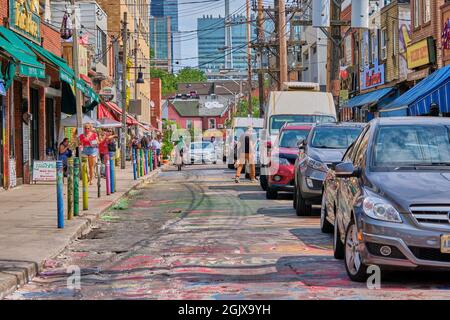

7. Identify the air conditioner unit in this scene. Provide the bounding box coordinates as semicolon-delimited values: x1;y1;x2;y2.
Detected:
218;124;224;129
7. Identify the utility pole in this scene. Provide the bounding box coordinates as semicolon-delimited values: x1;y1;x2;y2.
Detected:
134;38;138;100
329;0;342;114
256;0;265;117
71;0;83;137
278;0;288;87
246;0;253;116
120;12;128;170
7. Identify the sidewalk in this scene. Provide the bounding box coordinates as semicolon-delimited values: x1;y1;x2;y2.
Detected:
0;162;160;299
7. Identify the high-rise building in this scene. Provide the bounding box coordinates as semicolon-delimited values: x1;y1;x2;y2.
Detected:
151;0;179;32
150;17;172;72
197;15;255;74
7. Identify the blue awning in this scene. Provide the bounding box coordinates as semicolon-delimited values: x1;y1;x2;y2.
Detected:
342;87;396;108
381;64;450;115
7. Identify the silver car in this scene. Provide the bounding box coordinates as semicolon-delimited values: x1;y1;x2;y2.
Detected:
328;117;450;282
293;123;364;216
190;142;217;164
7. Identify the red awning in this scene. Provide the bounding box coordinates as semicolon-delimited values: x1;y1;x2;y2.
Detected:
103;102;139;126
98;103;116;120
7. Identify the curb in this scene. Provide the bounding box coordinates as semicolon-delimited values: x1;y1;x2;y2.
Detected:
0;168;160;299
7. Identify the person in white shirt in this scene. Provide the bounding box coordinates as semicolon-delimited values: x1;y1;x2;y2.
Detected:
152;137;162;166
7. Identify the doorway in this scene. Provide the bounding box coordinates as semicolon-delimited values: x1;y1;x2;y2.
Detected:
0;99;4;187
45;97;55;158
30;88;40;161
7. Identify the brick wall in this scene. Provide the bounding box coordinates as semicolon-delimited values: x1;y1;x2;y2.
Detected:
41;23;61;56
442;2;450;65
150;78;162;129
0;0;8;22
411;0;445;67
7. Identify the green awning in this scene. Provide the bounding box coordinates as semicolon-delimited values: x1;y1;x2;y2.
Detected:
24;40;75;85
76;78;100;103
0;27;45;78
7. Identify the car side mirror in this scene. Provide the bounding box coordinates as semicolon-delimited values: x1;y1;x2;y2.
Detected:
335;162;359;178
297;139;306;150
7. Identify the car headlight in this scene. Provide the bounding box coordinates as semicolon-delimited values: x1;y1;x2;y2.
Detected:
363;197;403;223
306;157;328;172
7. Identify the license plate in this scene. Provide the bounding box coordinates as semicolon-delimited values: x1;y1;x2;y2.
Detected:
441;235;450;253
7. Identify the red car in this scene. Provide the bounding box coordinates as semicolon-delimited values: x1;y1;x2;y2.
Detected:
266;123;312;199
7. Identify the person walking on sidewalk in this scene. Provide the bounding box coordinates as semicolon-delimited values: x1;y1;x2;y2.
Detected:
235;126;257;183
79;124;99;185
174;136;186;171
58;138;72;177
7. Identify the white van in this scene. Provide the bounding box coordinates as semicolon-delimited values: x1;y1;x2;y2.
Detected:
260;82;337;190
264;82;336;141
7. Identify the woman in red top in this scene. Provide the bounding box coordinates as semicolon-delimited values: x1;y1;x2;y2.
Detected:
79;124;99;185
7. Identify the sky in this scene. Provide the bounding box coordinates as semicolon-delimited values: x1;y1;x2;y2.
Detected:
177;0;249;69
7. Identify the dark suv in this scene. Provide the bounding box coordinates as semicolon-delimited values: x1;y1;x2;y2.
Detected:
328;117;450;282
294;123;364;216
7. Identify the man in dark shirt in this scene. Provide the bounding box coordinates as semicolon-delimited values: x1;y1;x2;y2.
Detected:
235;126;257;183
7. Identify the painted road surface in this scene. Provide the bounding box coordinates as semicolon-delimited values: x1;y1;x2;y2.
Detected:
7;165;450;299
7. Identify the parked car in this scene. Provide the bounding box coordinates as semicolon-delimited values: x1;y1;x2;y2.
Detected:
328;117;450;282
190;142;217;164
266;123;312;199
294;123;364;216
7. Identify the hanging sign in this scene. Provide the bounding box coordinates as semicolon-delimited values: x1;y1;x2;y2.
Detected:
9;0;41;43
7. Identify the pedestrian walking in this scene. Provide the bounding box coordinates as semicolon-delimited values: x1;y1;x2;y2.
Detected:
174;136;186;171
235;126;257;183
152;136;162;167
79;124;99;185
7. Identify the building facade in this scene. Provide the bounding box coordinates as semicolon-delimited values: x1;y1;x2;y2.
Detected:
150;16;172;72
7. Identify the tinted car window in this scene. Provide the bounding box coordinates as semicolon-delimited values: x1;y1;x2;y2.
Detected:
270;115;335;133
279;129;310;148
373;125;450;167
310;127;362;149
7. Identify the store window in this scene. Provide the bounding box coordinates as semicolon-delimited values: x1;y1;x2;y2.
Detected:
381;29;387;60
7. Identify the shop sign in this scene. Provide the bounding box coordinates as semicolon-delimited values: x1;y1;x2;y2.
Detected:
360;63;385;90
407;37;436;69
99;87;114;101
79;45;88;76
9;0;41;43
33;161;57;182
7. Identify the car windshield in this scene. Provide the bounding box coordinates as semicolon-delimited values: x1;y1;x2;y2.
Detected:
279;129;310;148
191;142;213;150
270;115;335;134
310;127;362;149
373;125;450;167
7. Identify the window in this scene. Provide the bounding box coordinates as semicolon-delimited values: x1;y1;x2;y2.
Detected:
381;29;387;60
370;31;378;64
208;118;216;129
414;0;420;28
186;120;193;129
392;20;398;56
96;27;107;66
423;0;431;23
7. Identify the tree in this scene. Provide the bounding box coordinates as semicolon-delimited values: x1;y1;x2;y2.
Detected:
150;68;177;96
176;68;207;83
235;97;260;118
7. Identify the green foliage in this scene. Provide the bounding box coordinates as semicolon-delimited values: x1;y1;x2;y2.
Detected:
161;119;179;159
176;68;207;83
150;67;207;96
234;97;260;118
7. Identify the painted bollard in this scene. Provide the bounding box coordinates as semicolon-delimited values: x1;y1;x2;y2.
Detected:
153;146;158;169
67;158;74;220
149;148;153;171
136;148;140;178
139;149;144;177
73;157;80;217
144;149;149;175
97;159;101;198
110;151;115;193
81;157;89;211
56;161;64;229
132;148;137;180
105;153;111;195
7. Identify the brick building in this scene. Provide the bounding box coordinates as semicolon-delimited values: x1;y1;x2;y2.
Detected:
441;1;450;66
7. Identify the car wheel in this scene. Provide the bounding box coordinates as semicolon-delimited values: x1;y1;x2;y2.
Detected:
260;175;268;191
333;217;345;259
295;191;312;216
344;220;368;282
266;188;278;200
320;192;333;234
293;187;297;209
